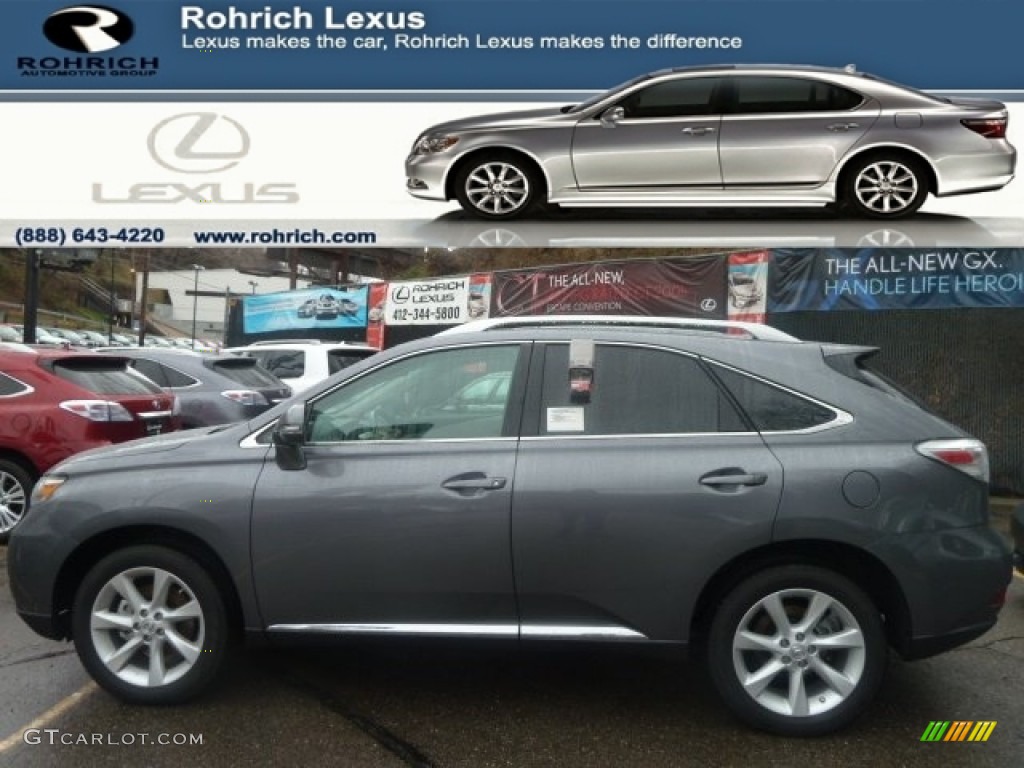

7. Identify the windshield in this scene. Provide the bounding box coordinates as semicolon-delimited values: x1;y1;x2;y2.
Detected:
567;72;654;114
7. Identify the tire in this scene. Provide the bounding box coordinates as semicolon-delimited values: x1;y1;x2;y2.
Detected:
840;153;929;219
72;546;229;704
454;152;543;220
707;565;886;736
0;459;34;543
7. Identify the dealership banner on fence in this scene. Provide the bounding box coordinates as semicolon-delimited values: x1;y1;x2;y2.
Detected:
769;249;1024;312
242;285;368;333
384;274;491;326
492;257;726;318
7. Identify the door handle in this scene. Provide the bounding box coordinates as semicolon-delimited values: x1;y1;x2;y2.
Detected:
681;126;716;136
442;475;507;492
827;123;860;132
699;471;768;488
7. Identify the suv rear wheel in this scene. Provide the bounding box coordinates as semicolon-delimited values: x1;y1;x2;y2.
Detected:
72;546;228;704
0;459;33;543
707;565;886;736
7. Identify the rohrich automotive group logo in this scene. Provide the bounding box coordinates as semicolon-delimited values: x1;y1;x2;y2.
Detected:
17;4;157;79
92;112;301;205
44;6;134;52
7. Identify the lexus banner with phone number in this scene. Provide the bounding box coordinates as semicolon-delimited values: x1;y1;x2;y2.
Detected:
770;249;1024;312
491;256;726;319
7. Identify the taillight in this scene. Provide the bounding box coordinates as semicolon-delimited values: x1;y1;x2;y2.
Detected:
221;390;268;406
59;400;134;422
961;117;1007;139
916;438;989;483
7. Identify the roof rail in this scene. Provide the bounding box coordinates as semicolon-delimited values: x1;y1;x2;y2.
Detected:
438;316;799;342
247;339;324;346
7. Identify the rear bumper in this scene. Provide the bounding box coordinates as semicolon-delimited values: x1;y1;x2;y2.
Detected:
935;143;1016;196
869;523;1012;659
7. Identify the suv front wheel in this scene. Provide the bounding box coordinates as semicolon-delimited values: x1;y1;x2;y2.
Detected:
72;546;229;704
707;565;886;736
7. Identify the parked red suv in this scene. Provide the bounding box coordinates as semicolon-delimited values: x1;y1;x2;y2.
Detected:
0;348;181;540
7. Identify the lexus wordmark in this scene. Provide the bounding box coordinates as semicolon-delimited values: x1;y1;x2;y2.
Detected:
406;65;1016;220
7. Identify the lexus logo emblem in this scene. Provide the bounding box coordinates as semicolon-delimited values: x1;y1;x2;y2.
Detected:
44;5;134;53
700;298;718;312
392;286;411;304
147;113;251;174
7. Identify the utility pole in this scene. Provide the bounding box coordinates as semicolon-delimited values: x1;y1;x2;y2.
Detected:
23;251;40;344
138;253;150;347
108;252;116;344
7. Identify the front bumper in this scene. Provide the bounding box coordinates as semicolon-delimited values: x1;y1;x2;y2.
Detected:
405;152;452;201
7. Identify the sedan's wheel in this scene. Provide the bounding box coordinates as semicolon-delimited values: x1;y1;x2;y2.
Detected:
455;154;541;220
708;565;886;736
0;460;33;543
72;546;228;704
842;155;928;219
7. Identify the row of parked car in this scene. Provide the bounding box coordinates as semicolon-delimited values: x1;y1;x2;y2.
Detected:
0;337;379;541
0;324;222;352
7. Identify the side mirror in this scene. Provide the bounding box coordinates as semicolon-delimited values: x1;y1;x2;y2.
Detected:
600;106;625;128
272;403;307;470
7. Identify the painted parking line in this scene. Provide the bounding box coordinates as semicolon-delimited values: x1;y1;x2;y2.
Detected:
0;681;97;755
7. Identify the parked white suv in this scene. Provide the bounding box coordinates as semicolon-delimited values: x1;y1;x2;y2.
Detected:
225;340;379;393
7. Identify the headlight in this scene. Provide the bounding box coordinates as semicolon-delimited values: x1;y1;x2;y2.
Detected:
32;475;67;503
413;134;460;155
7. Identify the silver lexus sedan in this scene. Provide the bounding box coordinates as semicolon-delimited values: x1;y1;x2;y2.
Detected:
406;65;1016;220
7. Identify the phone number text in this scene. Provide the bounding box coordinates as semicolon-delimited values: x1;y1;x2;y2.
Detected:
15;227;166;246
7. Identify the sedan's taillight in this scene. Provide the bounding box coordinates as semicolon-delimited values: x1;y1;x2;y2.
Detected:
916;438;989;483
59;400;134;422
221;390;268;406
961;117;1007;139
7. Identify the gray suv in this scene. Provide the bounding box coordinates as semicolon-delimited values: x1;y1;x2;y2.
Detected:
7;317;1011;736
406;64;1016;221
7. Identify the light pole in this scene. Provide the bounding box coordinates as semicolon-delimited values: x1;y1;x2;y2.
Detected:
191;264;205;350
248;280;258;294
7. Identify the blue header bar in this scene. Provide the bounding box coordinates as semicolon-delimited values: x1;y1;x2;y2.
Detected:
2;1;1021;93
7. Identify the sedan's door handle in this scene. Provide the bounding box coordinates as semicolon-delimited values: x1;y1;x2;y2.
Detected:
442;475;507;493
699;471;768;488
827;123;860;132
681;126;716;136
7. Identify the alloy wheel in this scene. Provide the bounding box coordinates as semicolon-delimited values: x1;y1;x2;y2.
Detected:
465;162;531;215
853;161;919;215
0;470;27;534
731;588;866;718
89;566;206;688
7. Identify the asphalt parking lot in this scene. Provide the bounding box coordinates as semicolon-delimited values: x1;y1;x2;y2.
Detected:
1;546;1021;768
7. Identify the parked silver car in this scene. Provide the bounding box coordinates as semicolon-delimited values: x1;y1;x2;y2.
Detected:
407;64;1016;220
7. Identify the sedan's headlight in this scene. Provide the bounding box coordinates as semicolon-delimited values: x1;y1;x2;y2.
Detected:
413;134;460;155
32;475;67;503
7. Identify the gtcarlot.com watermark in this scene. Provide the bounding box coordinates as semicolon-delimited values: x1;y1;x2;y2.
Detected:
24;729;203;746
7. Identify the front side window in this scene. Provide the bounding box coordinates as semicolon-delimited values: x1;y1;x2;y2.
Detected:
730;76;863;114
307;345;521;443
539;344;746;436
618;77;721;119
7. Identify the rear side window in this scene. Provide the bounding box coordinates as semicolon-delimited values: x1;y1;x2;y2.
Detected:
211;359;282;388
711;364;837;432
731;76;863;114
129;358;169;387
0;371;30;397
52;360;164;395
327;349;376;375
250;351;305;379
540;344;746;436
